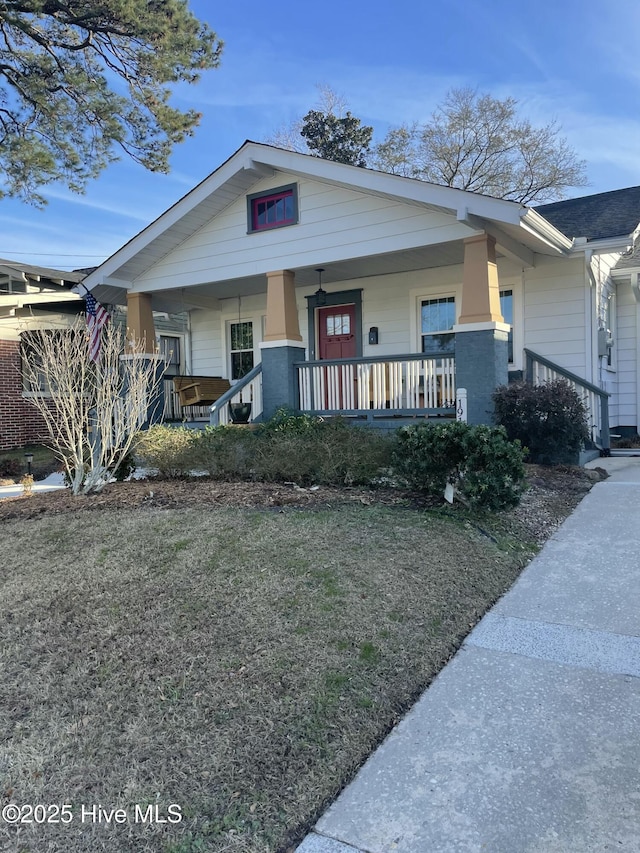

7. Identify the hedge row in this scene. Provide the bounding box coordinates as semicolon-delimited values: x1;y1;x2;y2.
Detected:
135;409;527;511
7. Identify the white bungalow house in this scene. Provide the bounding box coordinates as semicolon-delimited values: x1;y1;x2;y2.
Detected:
81;141;640;451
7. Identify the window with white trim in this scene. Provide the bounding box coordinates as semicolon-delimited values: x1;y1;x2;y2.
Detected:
230;321;254;380
421;296;455;356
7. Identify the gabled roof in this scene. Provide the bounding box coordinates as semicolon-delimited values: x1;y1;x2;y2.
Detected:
536;187;640;242
0;259;86;288
83;141;572;298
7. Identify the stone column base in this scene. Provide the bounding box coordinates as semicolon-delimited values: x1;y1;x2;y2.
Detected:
260;343;306;420
454;326;509;425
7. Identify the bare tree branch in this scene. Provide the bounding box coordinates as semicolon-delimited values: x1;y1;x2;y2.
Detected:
20;316;168;494
373;88;587;203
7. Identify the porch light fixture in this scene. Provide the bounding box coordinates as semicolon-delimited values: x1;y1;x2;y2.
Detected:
314;268;327;306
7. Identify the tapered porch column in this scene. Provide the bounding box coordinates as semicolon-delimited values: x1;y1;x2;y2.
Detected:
454;234;510;425
264;269;303;342
260;270;305;419
125;291;163;425
126;292;156;353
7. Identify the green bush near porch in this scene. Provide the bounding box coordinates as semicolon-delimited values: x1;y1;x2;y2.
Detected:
392;421;526;511
136;414;527;511
135;425;197;478
492;379;590;465
136;413;393;486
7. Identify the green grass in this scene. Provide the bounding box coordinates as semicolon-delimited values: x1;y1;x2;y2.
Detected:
0;502;539;853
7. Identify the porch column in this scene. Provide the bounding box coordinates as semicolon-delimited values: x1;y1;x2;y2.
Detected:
126;292;156;353
124;291;164;425
454;234;510;425
260;269;305;419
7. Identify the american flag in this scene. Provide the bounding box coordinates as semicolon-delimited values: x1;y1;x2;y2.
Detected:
84;292;109;362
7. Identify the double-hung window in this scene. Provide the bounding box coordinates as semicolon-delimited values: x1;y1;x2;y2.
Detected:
230;322;254;380
159;335;181;375
421;297;456;356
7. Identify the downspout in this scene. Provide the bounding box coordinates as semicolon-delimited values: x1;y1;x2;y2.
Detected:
584;249;598;386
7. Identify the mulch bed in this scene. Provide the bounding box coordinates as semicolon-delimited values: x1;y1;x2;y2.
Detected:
0;463;605;525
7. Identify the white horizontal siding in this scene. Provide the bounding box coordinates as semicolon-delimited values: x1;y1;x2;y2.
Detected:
614;285;637;428
523;257;587;373
299;265;467;359
134;173;467;291
190;292;269;379
190;310;223;376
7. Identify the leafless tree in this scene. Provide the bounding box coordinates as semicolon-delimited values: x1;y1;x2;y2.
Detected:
372;88;587;203
21;317;167;494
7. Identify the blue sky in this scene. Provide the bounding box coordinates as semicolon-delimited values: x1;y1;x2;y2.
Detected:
2;0;640;271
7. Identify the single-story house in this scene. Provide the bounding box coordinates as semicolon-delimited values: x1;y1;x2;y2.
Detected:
81;141;640;449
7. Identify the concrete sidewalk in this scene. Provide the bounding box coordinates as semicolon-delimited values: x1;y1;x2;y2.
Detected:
297;458;640;853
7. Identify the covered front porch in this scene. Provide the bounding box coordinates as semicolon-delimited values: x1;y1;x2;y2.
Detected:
139;231;509;429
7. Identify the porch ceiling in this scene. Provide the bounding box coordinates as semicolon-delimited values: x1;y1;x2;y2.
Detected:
148;241;470;313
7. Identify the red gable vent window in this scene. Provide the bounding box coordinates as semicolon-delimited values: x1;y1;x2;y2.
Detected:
248;184;298;232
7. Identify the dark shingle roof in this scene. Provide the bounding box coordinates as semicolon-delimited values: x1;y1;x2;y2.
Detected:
536;187;640;241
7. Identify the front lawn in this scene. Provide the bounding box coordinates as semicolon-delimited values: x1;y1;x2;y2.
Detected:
0;488;574;852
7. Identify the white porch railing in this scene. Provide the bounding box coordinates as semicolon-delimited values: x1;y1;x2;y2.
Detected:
210;364;263;426
524;349;610;452
297;354;456;416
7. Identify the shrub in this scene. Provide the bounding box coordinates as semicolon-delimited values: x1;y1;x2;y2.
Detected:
256;407;325;436
135;414;393;488
254;416;392;486
0;458;22;478
493;380;590;464
393;421;526;511
135;425;198;478
189;413;393;487
192;426;256;480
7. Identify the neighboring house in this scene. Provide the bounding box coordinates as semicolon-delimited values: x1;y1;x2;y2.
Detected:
0;260;188;451
81;141;640;447
0;260;86;450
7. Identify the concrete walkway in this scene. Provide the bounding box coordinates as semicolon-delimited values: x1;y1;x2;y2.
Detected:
297;457;640;853
0;471;66;500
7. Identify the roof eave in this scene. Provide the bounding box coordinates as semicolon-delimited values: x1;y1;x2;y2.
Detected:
519;209;574;254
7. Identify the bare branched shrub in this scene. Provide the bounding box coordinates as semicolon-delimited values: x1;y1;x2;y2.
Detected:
21;317;166;494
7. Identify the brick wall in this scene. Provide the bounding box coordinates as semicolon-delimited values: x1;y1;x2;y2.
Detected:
0;340;52;450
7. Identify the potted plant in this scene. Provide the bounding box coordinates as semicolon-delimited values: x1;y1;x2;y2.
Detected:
228;400;252;424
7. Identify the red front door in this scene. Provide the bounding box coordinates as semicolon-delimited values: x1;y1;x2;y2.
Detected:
317;304;357;410
318;304;356;360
